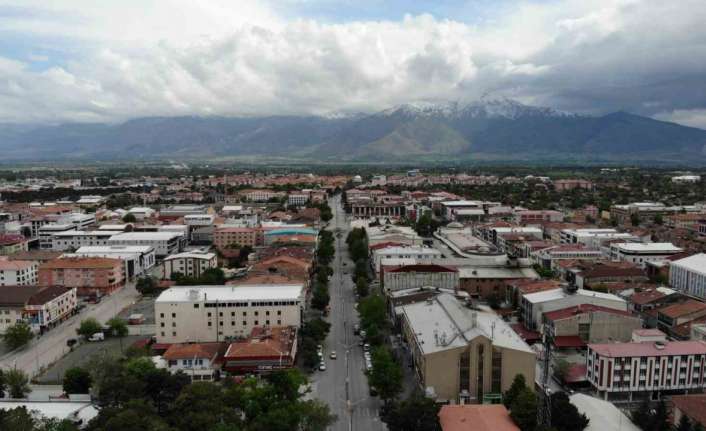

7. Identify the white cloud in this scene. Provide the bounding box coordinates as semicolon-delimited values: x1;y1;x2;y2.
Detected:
655;109;706;129
0;0;704;124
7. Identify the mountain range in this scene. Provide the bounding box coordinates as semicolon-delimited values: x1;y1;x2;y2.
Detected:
1;98;705;163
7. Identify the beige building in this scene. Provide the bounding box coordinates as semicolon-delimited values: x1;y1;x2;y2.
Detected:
396;293;535;404
544;304;642;347
161;251;218;280
213;227;263;249
154;284;304;344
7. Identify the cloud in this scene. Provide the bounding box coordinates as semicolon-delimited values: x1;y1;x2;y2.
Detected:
655;109;706;129
0;0;704;126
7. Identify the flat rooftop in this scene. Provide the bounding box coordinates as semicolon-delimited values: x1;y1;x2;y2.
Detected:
156;284;305;303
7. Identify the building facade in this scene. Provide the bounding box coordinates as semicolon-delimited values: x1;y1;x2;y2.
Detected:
161;251;218;280
670;254;706;300
38;257;125;296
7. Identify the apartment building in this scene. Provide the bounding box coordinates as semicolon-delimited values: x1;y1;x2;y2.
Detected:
70;245;156;278
670;254;706;300
383;264;459;293
0;257;38;286
38;257;125;296
213;227;263;249
513;210;564;225
154;284;305;344
372;246;442;273
396;293;535;404
161;251;218;280
532;244;603;270
0;234;28;255
611;202;704;224
544;304;642;347
609;242;683;268
560;228;639;248
50;230;123;251
107;232;184;258
24;285;77;333
587;340;706;400
38;224;76;249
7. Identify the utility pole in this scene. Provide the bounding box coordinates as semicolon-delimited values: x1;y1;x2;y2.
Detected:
537;322;552;428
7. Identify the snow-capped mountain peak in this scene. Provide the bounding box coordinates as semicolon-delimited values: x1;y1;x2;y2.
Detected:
378;98;578;120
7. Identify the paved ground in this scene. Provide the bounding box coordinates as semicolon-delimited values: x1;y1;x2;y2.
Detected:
118;296;156;324
35;335;145;384
310;195;385;431
0;281;141;378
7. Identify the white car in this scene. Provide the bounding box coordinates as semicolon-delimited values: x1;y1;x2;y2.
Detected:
319;362;327;371
363;343;371;352
330;351;337;359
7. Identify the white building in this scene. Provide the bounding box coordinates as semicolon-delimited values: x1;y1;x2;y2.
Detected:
38;223;76;249
372;246;443;273
154;284;305;343
587;340;706;400
0;258;38;286
68;245;156;278
108;232;184;258
184;214;215;226
287;194;309;207
561;229;639;248
521;288;627;330
160;342;222;381
50;230;123;251
670;253;706;300
672;175;701;183
127;207;156;220
25;285;77;333
161;251;218;280
609;242;683;268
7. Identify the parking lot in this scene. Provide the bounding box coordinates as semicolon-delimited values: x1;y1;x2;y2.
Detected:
118;296;156;324
35;335;146;384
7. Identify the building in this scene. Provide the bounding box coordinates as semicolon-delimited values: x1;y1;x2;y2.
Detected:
554;179;594;191
611;202;704;224
263;228;318;246
49;230;123;251
383;264;459;293
544;304;642;348
657;300;706;338
560;228;639;248
672;175;701;184
0;285;39;333
572;262;648;290
457;265;539;299
287;193;309;207
70;245;156;278
609;242;683;268
513;210;564;225
159;205;207;219
438;404;519;431
672;394;706;428
0;257;38;286
161;251;218;280
569;393;639;431
396;293;535;404
213;227;263;249
107;232;184;258
161;342;224;381
154;284;305;344
587;340;706;400
670;254;706;300
532;244;603;270
0;234;28;255
38;257;125;296
38;223;76;249
223;326;298;374
127;207;156;220
372;246;442;273
521;288;628;331
24;285;77;333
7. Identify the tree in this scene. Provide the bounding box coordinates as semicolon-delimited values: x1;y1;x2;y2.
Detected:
368;347;403;403
550;391;589;431
358;295;388;345
300;336;321;369
487;293;501;309
509;387;537;431
3;321;33;350
311;284;330;311
122;213;137;223
503;374;527;408
300;318;331;343
136;276;158;296
0;406;35;431
553;358;570;383
652;399;669;431
107;318;128;338
675;415;692;431
298;399;337;431
356;277;369;297
383;394;441;431
0;369;5;398
63;366;92;394
631;213;640;226
5;369;30;399
653;214;664;225
632;398;651;430
77;318;103;338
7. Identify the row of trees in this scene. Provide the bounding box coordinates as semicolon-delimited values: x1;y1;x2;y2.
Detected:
503;374;589;431
170;267;226;285
311;230;335;312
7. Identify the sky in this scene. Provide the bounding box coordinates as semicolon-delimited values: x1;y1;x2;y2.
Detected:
1;0;706;127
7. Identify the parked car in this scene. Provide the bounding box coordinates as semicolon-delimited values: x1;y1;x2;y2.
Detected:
353;324;360;335
369;386;378;396
319;362;327;371
88;332;105;342
330;351;337;359
363;343;370;352
360;330;366;338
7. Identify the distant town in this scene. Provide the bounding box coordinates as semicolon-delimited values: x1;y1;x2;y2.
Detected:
0;165;705;431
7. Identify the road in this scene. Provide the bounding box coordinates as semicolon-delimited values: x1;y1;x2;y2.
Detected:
311;195;384;431
0;281;141;378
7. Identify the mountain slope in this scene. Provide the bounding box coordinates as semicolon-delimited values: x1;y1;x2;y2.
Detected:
0;99;705;162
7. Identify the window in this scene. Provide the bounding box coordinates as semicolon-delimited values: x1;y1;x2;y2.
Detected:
193;304;199;308
476;345;484;401
277;310;282;316
172;331;176;336
208;322;212;327
172;313;176;318
160;313;164;318
243;321;247;326
161;331;165;337
207;312;212;317
254;320;259;325
172;322;176;327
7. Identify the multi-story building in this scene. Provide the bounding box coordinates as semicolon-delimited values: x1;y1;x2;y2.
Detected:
287;193;309;207
161;342;224;381
544;304;642;348
670;254;706;300
38;223;76;249
126;207;156;220
609;242;683;268
383;264;459;293
611;202;704;224
560;229;639;248
24;285;77;333
107;232;185;258
396;293;535;404
0;257;38;286
372;246;443;273
513;210;564;225
213;227;263;249
50;230;123;251
69;245;156;278
656;300;706;339
161;251;218;280
38;257;125;296
0;234;29;255
154;284;305;344
587;340;706;400
222;326;298;374
159;205;207;219
532;244;603;270
0;286;38;334
553;179;594;191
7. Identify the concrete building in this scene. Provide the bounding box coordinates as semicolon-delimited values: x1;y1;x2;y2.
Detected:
161;342;224;381
24;285;77;333
560;228;639;248
657;300;706;338
0;286;38;334
521;288;628;331
69;245;156;278
107;232;184;258
396;293;535;404
38;223;76;249
513;210;564;225
609;242;683;268
159;205;207;219
587;340;706;400
223;326;298;374
161;251;218;280
670;254;706;300
38;257;125;296
154;284;305;344
383;264;459;294
611;202;704;224
0;257;38;286
372;246;442;273
127;207;156;220
544;304;642;347
49;230;123;251
0;234;28;255
287;193;309;207
213;227;263;249
532;244;603;270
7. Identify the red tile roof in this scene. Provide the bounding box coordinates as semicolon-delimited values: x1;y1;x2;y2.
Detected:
630;288;669;305
439;405;518;431
553;335;586;348
388;264;458;273
163;342;224;360
658;300;706;319
41;257;122;269
0;234;27;246
224;326;296;359
589;340;706;358
545;304;634;321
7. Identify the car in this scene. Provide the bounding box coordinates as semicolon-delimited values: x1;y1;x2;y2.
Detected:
319;362;326;371
369;386;378;396
363;343;370;352
353;324;360;335
330;351;337;359
88;332;104;342
360;330;366;338
359;340;364;347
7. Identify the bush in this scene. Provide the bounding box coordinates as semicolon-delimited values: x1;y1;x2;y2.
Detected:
77;318;103;338
63;367;92;394
2;321;33;350
5;369;30;399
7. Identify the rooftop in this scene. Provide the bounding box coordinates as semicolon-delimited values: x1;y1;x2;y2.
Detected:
42;257;121;269
544;304;634;321
671;394;706;427
224;326;296;359
156;284;304;303
0;257;35;271
163;251;216;261
570;393;639;431
0;285;41;306
163;342;224;360
611;242;683;253
589;340;706;357
672;253;706;275
523;288;626;305
438;404;518;431
658;299;706;319
108;231;182;241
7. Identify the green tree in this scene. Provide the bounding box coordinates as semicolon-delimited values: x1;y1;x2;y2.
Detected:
0;369;5;398
631;213;640;226
63;366;92;394
0;406;35;431
172;383;241;431
122;213;137;223
298;399;337;431
77;318;103;338
356;277;370;297
383;394;441;431
368;347;403;403
5;369;30;399
509;387;537;431
107;317;128;338
136;276;158;295
300;318;331;343
503;374;527;408
2;321;33;350
632;398;652;430
300;336;321;369
550;391;589;431
358;295;388;345
652;400;669;431
311;284;330;311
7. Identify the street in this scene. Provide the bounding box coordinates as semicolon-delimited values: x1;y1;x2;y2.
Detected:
0;281;141;378
311;195;384;431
